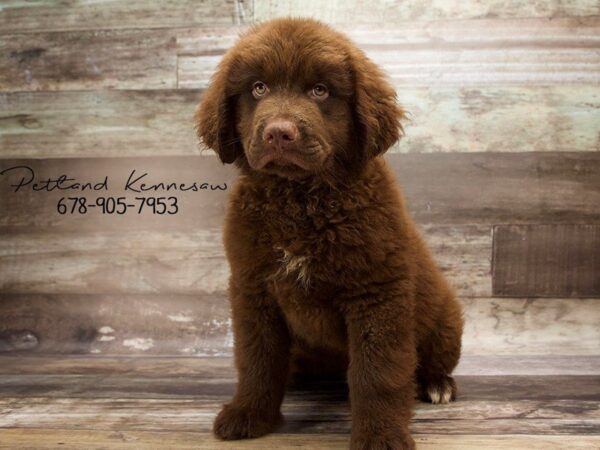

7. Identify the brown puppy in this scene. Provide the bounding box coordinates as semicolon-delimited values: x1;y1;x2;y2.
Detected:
195;18;463;450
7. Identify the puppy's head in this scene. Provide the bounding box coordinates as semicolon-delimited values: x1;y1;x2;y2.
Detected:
195;18;405;179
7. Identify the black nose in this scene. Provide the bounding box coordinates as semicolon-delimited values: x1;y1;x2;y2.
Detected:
263;120;299;150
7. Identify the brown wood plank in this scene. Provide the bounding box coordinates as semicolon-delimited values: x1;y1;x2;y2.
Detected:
0;392;598;435
254;1;600;22
0;371;599;401
0;29;177;91
2;86;598;158
0;1;248;34
0;355;598;377
0;429;596;450
0;294;232;356
178;19;600;87
1;153;598;230
0;226;489;298
0;157;232;231
389;152;600;225
493;224;600;298
0;295;597;356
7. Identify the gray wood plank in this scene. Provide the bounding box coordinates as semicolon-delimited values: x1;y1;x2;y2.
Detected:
0;156;232;231
0;355;598;377
0;372;599;402
1;295;598;356
0;29;177;91
2;86;598;158
493;224;600;298
178;19;600;88
254;1;600;22
0;389;598;435
0;227;490;298
0;0;250;34
0;90;201;158
387;152;600;225
0;429;596;450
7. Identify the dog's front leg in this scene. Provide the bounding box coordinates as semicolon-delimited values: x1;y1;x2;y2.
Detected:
213;282;290;440
344;297;417;450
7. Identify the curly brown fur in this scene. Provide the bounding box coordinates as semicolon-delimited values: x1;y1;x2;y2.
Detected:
196;18;464;450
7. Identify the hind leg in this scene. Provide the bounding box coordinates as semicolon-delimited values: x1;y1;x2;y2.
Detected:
416;295;463;404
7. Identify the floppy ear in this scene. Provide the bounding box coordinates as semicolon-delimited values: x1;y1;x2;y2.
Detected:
194;54;243;164
352;50;406;159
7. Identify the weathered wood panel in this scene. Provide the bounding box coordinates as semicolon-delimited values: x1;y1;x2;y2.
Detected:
0;157;232;231
2;18;598;91
0;227;490;297
462;298;600;356
0;29;177;91
0;90;201;158
1;355;599;377
1;153;598;231
0;0;250;34
1;369;599;402
389;152;600;225
178;19;600;88
0;429;596;450
254;1;600;23
0;293;232;356
1;295;598;356
2;86;598;158
1;376;599;434
493;225;600;298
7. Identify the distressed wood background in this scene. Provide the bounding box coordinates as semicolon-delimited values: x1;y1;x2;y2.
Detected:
0;0;599;362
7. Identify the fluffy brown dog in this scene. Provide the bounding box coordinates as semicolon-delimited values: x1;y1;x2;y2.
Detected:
195;18;463;450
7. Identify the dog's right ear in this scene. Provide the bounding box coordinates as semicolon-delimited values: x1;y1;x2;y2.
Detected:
194;53;243;164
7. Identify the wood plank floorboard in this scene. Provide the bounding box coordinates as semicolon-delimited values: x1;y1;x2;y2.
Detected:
0;356;598;448
0;429;598;450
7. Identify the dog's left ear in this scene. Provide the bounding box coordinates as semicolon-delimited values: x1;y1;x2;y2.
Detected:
194;53;243;164
351;49;406;159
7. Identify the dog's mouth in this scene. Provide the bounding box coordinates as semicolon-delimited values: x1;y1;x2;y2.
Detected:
246;137;328;177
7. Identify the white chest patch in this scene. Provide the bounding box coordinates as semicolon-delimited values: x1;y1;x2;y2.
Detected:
275;247;311;288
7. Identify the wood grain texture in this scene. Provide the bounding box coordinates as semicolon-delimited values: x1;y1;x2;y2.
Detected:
0;29;177;92
1;153;598;230
0;0;250;34
2;86;598;158
0;227;489;297
254;1;600;22
1;294;598;356
0;429;596;450
1;371;599;402
0;156;232;231
1;355;599;377
0;90;201;158
0;358;596;449
387;152;600;225
493;224;600;298
178;18;600;88
0;372;599;435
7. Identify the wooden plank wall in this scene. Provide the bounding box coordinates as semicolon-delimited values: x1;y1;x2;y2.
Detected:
0;0;599;358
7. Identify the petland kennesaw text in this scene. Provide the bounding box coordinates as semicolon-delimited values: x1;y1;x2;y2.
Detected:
0;166;228;193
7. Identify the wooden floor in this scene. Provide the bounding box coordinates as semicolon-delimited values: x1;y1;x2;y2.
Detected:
0;356;598;449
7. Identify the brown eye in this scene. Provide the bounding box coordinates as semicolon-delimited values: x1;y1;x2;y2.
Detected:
252;81;268;98
311;83;329;99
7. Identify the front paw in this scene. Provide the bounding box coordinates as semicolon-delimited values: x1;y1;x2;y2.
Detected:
213;403;283;440
351;433;416;450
